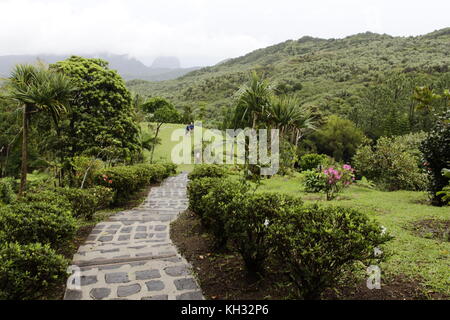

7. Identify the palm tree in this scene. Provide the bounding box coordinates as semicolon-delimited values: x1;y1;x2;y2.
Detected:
268;96;317;145
5;64;75;194
233;71;272;129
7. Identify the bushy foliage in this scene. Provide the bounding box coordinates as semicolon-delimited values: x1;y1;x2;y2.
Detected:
54;186;114;219
0;177;16;205
51;56;142;162
436;169;450;204
186;177;220;219
70;156;105;188
226;193;303;274
0;242;68;300
311;115;365;162
268;204;392;299
188;164;228;180
0;201;77;248
303;170;327;193
96;163;175;204
298;153;329;171
354;137;427;191
201;179;249;249
303;165;355;200
420;110;450;205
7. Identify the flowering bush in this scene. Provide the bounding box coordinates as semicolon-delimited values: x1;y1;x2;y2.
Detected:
322;165;355;200
303;165;355;200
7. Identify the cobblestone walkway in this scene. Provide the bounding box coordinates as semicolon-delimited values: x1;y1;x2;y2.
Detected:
64;173;204;300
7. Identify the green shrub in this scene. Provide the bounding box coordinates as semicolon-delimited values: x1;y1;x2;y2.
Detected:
0;177;17;205
188;164;227;180
303;170;327;193
299;153;329;171
420;110;450;205
268;204;392;300
54;186;114;219
22;189;71;212
0;242;68;300
226;193;303;274
186;177;220;219
436;169;450;205
0;201;77;248
70;156;105;188
96;163;175;205
202;178;249;249
353;137;427;191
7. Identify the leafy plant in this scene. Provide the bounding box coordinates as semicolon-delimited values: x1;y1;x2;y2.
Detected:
0;177;16;205
354;136;427;191
188;164;228;181
186;177;220;220
201;178;249;249
298;153;329;172
226;193;303;275
420;110;450;205
0;242;68;300
436;169;450;205
268;204;392;300
0;201;77;248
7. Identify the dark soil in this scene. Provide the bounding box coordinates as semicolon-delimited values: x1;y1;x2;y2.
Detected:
171;210;441;300
409;218;450;242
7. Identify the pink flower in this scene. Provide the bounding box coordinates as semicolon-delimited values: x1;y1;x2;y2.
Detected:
343;164;352;171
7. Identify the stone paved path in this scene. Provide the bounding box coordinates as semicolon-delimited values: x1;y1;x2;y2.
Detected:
64;173;204;300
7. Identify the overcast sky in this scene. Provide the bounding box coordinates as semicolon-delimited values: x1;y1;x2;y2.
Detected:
0;0;449;67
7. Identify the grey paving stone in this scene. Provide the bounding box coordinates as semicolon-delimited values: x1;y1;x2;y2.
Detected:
135;269;161;280
164;265;189;277
145;280;165;291
90;288;111;300
154;225;167;231
141;295;168;300
105;272;129;284
65;289;83;300
120;227;132;233
80;275;97;286
176;291;203;300
117;284;141;297
134;233;147;239
98;235;113;242
118;235;130;241
136;226;147;232
174;278;199;290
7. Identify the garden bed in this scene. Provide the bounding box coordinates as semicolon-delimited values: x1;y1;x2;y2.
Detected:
171;210;436;300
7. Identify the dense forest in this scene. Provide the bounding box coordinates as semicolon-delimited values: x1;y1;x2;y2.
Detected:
128;28;450;136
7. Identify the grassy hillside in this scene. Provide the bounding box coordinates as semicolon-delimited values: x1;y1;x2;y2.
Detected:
128;28;450;125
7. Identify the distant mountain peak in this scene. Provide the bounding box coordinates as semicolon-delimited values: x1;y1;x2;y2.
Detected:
151;56;181;69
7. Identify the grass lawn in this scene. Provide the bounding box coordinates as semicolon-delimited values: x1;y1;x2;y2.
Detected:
140;122;195;173
257;174;450;297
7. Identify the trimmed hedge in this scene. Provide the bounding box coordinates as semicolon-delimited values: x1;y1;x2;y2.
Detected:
96;163;176;205
268;204;392;300
201;178;249;249
0;242;68;300
188;164;228;181
187;177;221;219
0;201;77;249
226;193;303;274
54;186;114;219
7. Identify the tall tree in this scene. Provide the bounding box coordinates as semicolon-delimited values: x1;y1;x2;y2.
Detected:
233;71;272;129
51;56;142;165
5;64;75;194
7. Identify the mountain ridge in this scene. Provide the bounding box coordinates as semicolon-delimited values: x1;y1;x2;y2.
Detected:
0;53;201;81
